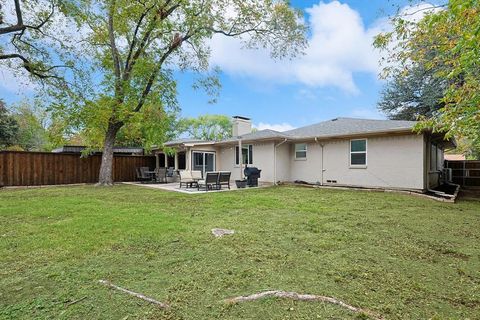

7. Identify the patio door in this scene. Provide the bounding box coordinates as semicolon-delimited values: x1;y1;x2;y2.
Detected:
192;151;215;176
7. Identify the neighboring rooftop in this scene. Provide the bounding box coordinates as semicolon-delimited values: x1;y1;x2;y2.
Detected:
163;138;207;146
444;154;466;161
52;145;144;155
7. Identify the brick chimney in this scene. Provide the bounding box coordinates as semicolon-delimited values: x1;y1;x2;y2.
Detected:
232;116;252;137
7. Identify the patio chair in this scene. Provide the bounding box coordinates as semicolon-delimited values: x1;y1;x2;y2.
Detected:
217;171;231;190
179;171;196;188
135;167;151;183
166;167;176;183
197;172;220;191
155;167;167;183
191;170;202;180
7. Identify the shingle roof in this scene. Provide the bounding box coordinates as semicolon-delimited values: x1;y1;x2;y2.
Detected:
222;129;291;142
164;138;207;146
284;117;416;138
164;117;417;146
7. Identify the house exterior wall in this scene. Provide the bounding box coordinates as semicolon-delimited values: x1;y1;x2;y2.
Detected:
217;144;241;179
187;132;435;191
289;142;324;184
217;142;276;182
275;143;291;182
317;134;425;190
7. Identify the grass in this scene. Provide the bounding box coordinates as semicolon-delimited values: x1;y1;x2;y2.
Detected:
0;185;479;319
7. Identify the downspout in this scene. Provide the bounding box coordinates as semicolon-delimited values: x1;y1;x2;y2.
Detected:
274;138;288;185
238;139;243;180
315;137;325;186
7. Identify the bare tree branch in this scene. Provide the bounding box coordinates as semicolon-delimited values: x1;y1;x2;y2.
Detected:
0;53;67;79
122;2;180;81
0;0;24;34
0;0;55;34
108;0;122;81
398;4;447;17
133;32;189;113
124;5;154;73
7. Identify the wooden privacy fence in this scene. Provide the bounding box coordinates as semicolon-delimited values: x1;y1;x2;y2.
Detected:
444;160;480;187
0;151;156;187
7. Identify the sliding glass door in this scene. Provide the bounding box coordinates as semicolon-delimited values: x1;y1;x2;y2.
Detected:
192;151;215;176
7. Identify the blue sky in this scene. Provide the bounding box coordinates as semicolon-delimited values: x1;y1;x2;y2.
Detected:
175;0;415;131
0;0;420;131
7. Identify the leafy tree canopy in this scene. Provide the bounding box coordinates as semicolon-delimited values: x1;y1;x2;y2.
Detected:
12;102;52;151
378;62;447;121
178;114;232;141
0;99;19;148
374;0;480;158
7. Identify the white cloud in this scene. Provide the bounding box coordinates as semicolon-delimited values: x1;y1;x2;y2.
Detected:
209;1;443;94
296;88;318;101
209;1;386;93
254;122;296;132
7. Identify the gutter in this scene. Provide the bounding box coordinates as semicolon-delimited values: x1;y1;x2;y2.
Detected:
273;138;288;185
288;128;416;142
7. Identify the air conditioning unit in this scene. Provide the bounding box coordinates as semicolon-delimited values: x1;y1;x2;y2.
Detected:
443;168;453;183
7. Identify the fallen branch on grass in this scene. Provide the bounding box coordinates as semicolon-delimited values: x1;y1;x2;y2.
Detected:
65;296;87;307
224;290;383;320
98;280;169;308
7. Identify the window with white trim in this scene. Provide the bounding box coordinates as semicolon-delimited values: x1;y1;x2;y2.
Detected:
295;143;307;159
235;144;253;165
350;139;367;166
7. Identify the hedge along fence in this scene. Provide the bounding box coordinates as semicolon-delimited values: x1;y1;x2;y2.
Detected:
0;151;156;187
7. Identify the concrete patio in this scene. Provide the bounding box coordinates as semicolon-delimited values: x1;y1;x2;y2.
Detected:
122;181;272;194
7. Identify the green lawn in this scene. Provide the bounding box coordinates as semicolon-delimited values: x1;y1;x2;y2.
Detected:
0;185;479;319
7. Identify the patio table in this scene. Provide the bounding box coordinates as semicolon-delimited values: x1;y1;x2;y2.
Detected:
144;170;157;181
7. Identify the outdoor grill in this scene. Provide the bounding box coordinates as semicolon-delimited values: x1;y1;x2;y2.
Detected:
244;166;261;187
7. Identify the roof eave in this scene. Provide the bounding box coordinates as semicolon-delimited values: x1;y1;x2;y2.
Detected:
214;136;290;145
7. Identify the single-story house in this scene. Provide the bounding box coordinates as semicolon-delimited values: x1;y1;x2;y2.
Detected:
153;116;455;192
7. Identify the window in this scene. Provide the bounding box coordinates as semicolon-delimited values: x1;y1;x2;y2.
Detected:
194;153;203;166
235;145;253;165
295;143;307;159
350;139;367;166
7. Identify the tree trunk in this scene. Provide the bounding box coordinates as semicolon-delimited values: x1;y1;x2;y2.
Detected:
97;122;122;186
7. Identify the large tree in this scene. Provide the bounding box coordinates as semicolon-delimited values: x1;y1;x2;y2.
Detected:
12;102;51;151
178;114;232;141
0;99;19;148
54;0;306;185
378;62;447;121
374;0;480;156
